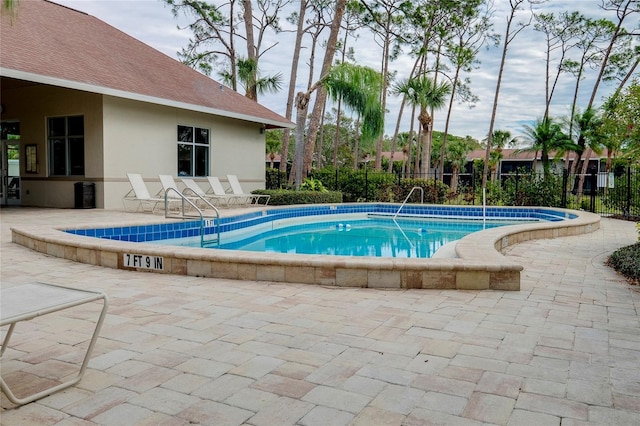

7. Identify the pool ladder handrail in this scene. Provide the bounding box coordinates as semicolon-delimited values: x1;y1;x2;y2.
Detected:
393;186;424;220
164;188;221;248
392;186;424;249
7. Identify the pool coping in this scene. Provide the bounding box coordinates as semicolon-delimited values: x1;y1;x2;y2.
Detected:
10;204;601;291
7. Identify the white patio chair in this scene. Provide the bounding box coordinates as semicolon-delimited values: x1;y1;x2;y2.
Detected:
226;174;270;206
123;173;179;213
206;176;248;206
158;175;203;209
181;178;234;207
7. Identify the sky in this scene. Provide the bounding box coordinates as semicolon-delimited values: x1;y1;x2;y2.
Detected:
52;0;638;144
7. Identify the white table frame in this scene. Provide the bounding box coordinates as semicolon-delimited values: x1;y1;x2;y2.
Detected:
1;283;108;405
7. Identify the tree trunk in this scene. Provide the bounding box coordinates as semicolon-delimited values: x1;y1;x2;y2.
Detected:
439;65;460;180
333;100;343;168
280;0;308;174
293;91;311;189
374;30;391;171
482;0;527;189
242;0;257;101
576;0;633;200
229;0;238;91
303;87;327;174
451;165;459;193
352;114;361;170
413;123;422;176
302;0;346;178
316;101;326;169
419;109;432;177
386;99;406;173
334;18;352;169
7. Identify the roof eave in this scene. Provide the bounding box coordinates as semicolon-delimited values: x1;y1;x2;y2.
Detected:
1;68;295;129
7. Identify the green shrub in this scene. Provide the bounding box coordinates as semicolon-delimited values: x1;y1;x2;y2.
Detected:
607;242;640;284
252;189;342;205
311;167;340;191
392;178;449;204
476;180;509;205
310;167;451;203
501;172;564;207
300;178;327;192
265;168;287;190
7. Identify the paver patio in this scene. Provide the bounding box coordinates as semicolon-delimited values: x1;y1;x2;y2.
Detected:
1;208;638;425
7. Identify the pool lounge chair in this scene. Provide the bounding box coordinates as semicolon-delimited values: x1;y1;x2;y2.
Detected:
206;176;248;206
181;178;235;207
123;173;180;213
158;175;205;209
1;282;108;405
226;174;270;206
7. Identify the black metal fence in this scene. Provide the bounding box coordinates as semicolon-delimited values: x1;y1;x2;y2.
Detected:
270;166;639;220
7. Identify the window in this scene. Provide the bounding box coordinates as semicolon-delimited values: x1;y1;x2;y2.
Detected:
177;125;209;176
48;116;84;176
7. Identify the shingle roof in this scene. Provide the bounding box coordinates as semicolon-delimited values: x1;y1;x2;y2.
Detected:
0;0;292;128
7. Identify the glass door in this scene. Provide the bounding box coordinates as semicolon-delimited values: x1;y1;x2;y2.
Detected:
1;122;21;206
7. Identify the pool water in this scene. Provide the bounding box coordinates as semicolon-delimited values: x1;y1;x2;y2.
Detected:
216;218;520;258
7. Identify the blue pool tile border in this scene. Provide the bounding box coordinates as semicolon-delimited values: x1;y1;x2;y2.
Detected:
65;204;577;243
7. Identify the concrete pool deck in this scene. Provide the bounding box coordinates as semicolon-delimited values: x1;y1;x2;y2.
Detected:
7;204;601;290
1;207;639;425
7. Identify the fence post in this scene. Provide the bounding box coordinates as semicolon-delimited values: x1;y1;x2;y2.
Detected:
515;169;519;204
627;164;632;220
589;171;597;213
365;166;369;202
471;164;476;205
561;170;568;208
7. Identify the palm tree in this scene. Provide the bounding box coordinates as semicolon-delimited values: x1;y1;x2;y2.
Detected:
391;77;420;174
292;62;384;189
567;108;600;171
403;76;451;176
447;138;474;193
520;117;575;178
265;131;282;169
567;107;603;200
484;130;518;182
220;58;282;101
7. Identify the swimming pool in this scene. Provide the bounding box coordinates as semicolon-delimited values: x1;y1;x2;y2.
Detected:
64;204;574;244
12;204;598;291
158;216;531;258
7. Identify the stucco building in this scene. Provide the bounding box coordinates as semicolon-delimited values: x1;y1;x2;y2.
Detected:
0;0;292;209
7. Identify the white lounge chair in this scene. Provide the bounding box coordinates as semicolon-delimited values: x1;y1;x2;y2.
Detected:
123;173;179;213
0;282;108;405
158;175;204;209
226;174;270;206
181;178;234;207
206;176;247;206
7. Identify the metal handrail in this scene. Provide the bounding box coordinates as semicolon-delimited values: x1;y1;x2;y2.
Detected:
392;218;415;248
182;188;222;247
393;186;424;220
164;188;221;247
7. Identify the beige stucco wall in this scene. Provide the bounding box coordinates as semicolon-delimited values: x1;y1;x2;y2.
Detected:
1;81;268;210
0;83;103;208
102;96;267;210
